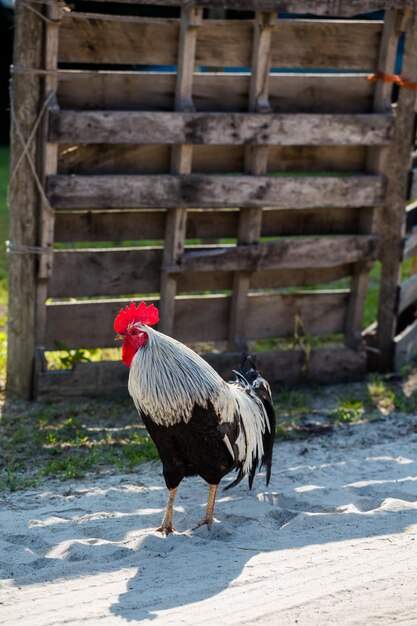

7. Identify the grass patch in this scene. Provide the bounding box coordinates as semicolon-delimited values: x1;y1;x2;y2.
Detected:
0;395;158;491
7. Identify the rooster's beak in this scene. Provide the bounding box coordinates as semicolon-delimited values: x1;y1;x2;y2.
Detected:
115;334;125;341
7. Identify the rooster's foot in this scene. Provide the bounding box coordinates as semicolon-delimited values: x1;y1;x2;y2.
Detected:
156;524;176;536
193;516;214;531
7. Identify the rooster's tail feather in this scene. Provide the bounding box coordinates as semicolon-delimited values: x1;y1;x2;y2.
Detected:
222;355;275;491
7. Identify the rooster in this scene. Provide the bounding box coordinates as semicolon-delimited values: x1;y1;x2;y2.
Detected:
114;301;275;535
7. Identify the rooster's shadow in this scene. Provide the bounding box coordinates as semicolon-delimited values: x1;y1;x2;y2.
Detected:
110;524;261;622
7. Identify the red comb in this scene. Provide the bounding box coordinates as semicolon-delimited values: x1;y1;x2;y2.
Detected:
114;301;159;333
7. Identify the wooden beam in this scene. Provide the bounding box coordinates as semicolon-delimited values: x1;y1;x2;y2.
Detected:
47;240;369;298
345;10;403;350
48;248;163;297
159;6;202;335
36;345;367;400
53;207;360;244
229;11;275;350
166;236;379;274
57;70;374;114
49;111;395;146
56;143;367;177
35;0;62;358
44;291;350;350
204;347;367;384
403;228;417;259
7;0;43;398
47;174;387;209
49;250;352;297
70;0;414;16
59;15;382;70
398;273;417;314
375;8;417;369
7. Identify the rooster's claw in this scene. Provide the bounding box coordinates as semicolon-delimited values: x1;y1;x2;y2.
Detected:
156;524;175;536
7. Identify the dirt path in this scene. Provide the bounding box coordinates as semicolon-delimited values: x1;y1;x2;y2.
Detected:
1;414;417;625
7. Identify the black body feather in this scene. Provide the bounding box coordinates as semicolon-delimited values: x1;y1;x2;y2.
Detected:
140;356;276;492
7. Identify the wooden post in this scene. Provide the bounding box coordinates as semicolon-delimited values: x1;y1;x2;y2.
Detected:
35;0;62;362
159;7;202;335
229;11;275;350
345;10;403;350
374;9;417;369
7;0;44;398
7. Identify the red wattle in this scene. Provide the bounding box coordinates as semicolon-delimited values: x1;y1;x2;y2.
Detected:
122;340;138;368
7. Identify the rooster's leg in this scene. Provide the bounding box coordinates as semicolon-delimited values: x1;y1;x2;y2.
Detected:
193;484;218;530
156;486;178;536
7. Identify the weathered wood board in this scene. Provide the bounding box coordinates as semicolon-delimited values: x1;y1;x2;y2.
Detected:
44;291;350;349
53;207;360;243
71;0;414;16
58;16;381;70
56;143;367;176
48;238;373;297
47;174;386;209
36;346;367;400
57;71;375;114
50;111;395;146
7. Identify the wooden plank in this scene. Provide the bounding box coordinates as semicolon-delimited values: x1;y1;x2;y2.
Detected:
204;347;367;384
159;7;202;335
250;264;353;288
270;20;381;70
229;11;275;350
48;248;163;297
36;345;367;400
7;0;44;399
58;144;171;176
403;228;417;259
49;111;395;146
70;0;413;17
263;208;360;236
37;361;130;400
57;71;374;114
167;236;379;273
47;174;387;209
36;0;62;359
398;273;417;314
44;291;349;349
57;143;367;176
179;264;353;292
374;9;417;369
54;207;360;243
59;14;180;66
49;256;353;302
59;15;381;70
268;146;367;174
54;210;167;242
48;240;363;298
409;167;417;200
344;10;403;350
58;70;178;111
394;317;417;371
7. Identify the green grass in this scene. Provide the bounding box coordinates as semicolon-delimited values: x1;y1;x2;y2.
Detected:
0;396;159;491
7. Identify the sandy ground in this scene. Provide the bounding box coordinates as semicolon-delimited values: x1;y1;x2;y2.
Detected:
1;414;417;625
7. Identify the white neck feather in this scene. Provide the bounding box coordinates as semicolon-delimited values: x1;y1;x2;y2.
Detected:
128;325;236;426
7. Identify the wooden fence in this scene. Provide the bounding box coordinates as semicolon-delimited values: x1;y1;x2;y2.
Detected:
7;0;417;399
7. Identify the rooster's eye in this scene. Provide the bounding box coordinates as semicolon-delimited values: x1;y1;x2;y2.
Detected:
131;329;136;335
